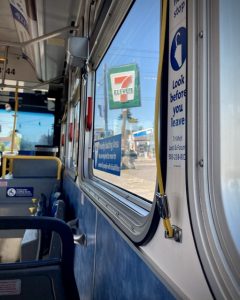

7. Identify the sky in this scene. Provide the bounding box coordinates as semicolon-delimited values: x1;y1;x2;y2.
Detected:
94;0;160;133
0;110;54;144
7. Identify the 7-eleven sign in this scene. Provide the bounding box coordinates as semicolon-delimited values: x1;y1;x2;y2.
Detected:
108;64;141;109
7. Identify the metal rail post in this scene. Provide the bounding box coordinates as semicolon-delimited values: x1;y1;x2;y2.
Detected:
10;85;19;154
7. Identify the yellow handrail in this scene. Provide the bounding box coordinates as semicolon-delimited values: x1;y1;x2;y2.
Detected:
10;85;19;153
1;155;62;180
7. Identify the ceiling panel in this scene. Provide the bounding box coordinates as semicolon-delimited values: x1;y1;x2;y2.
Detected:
0;0;19;42
0;0;84;84
43;0;80;81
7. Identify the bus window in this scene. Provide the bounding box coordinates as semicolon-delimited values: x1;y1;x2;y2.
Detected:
60;122;67;162
92;0;160;201
71;102;80;170
0;110;54;153
218;0;240;252
67;73;81;173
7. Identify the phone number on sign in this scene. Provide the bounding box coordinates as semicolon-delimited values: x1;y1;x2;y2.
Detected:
169;153;186;160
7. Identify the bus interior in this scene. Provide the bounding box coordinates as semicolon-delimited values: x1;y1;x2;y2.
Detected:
0;0;239;299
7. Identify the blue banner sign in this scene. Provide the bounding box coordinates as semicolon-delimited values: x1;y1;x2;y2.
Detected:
6;187;34;197
94;134;122;176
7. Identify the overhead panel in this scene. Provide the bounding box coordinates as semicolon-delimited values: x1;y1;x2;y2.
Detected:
8;0;43;80
5;0;81;82
0;1;19;44
0;0;83;89
43;0;80;81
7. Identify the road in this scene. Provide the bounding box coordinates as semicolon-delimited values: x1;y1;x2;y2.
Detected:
94;157;156;201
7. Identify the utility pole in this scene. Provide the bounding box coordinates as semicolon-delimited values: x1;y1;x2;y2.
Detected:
103;64;108;136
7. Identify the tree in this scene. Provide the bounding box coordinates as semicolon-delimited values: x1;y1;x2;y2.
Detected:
38;133;53;145
118;108;138;123
20;138;35;150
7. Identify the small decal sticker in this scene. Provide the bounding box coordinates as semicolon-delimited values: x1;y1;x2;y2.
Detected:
0;279;21;296
6;187;34;197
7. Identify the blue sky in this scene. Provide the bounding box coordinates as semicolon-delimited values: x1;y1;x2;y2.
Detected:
0;110;54;144
95;0;160;133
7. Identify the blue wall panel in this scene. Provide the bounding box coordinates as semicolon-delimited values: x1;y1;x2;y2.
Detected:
93;212;175;300
63;176;96;300
63;175;175;300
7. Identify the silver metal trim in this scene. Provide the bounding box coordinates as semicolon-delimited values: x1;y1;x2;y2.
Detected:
0;25;79;48
187;0;240;299
88;0;133;68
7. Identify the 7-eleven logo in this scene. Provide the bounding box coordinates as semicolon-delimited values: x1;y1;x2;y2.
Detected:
110;71;135;103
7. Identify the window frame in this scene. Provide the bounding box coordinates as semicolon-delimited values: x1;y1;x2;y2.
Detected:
78;0;163;244
208;0;240;290
187;0;240;299
91;0;160;204
71;100;81;170
65;69;81;177
60;121;67;162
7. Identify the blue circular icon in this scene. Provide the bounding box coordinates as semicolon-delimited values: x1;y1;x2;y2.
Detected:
7;188;16;197
170;27;187;71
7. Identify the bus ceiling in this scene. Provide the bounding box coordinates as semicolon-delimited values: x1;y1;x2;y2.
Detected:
0;0;90;93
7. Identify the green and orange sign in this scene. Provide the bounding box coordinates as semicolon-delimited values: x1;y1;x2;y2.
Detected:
108;64;140;109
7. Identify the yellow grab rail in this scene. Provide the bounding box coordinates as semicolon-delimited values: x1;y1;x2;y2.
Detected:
154;0;174;239
1;155;62;180
10;86;19;153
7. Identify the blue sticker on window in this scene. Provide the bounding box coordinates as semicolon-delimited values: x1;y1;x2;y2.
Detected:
6;187;34;197
170;27;187;71
94;134;122;176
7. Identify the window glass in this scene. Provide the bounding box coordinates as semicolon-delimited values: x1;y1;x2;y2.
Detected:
219;0;240;252
72;102;80;168
93;0;160;201
67;100;80;170
0;109;54;152
60;122;67;161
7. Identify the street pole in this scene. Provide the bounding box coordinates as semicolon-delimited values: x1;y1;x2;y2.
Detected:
103;64;108;136
121;109;127;145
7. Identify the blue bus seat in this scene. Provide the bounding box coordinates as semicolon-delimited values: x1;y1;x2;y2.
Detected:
20;229;41;261
12;159;58;178
21;194;66;261
0;216;79;300
48;200;66;258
